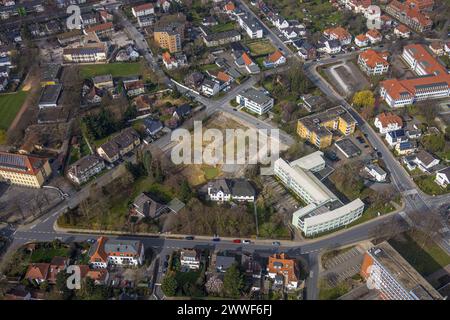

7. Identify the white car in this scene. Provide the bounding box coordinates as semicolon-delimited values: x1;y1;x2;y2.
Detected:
243;240;251;244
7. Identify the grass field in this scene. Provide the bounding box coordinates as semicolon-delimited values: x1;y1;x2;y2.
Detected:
414;175;449;196
246;40;276;56
80;62;143;78
211;22;236;33
389;231;450;276
0;91;28;130
203;166;219;180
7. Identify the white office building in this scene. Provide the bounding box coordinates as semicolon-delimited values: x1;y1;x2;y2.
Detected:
236;87;274;115
274;152;365;236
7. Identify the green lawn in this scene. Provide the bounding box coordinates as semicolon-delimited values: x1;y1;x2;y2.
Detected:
30;246;69;263
211;22;236;33
246;40;276;56
414;175;449;196
202;167;219;180
80;62;143;78
0;91;28;130
199;64;220;73
319;280;350;300
389;231;450;276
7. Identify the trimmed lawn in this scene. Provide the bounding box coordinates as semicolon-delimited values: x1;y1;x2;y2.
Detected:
246;40;276;56
80;62;143;78
389;231;450;276
211;22;236;33
200;64;220;73
414;175;449;196
0;91;28;130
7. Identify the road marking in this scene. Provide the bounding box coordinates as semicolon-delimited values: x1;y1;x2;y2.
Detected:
29;224;36;230
43;217;49;223
52;212;58;217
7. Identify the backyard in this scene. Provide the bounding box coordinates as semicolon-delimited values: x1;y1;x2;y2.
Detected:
246;39;276;57
0;91;28;130
414;175;449;196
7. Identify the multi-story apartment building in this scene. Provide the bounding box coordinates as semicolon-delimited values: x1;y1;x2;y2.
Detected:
153;22;184;53
67;155;105;185
274;152;365;236
380;44;450;107
62;43;107;63
83;22;114;37
386;0;432;32
89;237;144;268
236;87;274;115
97;127;141;163
267;253;298;290
131;3;154;17
358;49;390;76
361;242;443;300
0;152;52;188
237;14;263;39
297;106;357;149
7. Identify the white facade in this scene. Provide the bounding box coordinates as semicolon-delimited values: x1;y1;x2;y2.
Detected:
202;80;220;96
435;169;449;188
374;116;402;134
274;155;364;236
365;164;387;182
132;5;154;17
236;89;274;115
237;15;263;39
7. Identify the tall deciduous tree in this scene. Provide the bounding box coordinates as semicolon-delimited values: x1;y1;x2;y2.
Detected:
223;263;243;299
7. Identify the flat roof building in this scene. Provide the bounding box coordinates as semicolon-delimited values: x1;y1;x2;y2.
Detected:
274;152;364;236
38;84;62;109
361;241;443;300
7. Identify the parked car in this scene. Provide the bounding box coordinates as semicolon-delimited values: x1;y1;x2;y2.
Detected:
212;237;221;242
233;239;241;243
86;239;96;244
185;236;194;240
272;241;281;246
243;240;251;244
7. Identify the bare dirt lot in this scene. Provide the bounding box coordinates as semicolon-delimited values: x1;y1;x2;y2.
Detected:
324;61;370;97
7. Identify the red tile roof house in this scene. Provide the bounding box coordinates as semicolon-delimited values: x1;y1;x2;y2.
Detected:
263;50;286;68
78;265;110;285
131;3;155;17
357;49;389;75
394;24;411;38
365;29;382;44
374;112;403;134
25;263;50;285
323;27;352;46
354;34;369;47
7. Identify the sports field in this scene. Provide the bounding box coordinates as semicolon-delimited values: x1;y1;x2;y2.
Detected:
80;62;143;78
0;91;28;130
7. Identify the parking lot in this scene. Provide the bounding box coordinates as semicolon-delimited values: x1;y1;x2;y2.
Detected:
321;245;368;288
261;175;301;214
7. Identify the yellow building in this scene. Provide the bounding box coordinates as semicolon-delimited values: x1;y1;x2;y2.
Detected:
0;152;52;188
153;22;183;53
297;106;356;149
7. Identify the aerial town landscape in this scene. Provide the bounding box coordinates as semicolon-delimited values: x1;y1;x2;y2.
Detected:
0;0;448;305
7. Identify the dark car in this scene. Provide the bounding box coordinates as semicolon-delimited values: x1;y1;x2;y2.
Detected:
212;237;221;242
377;151;382;158
185;236;194;240
331;55;336;58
